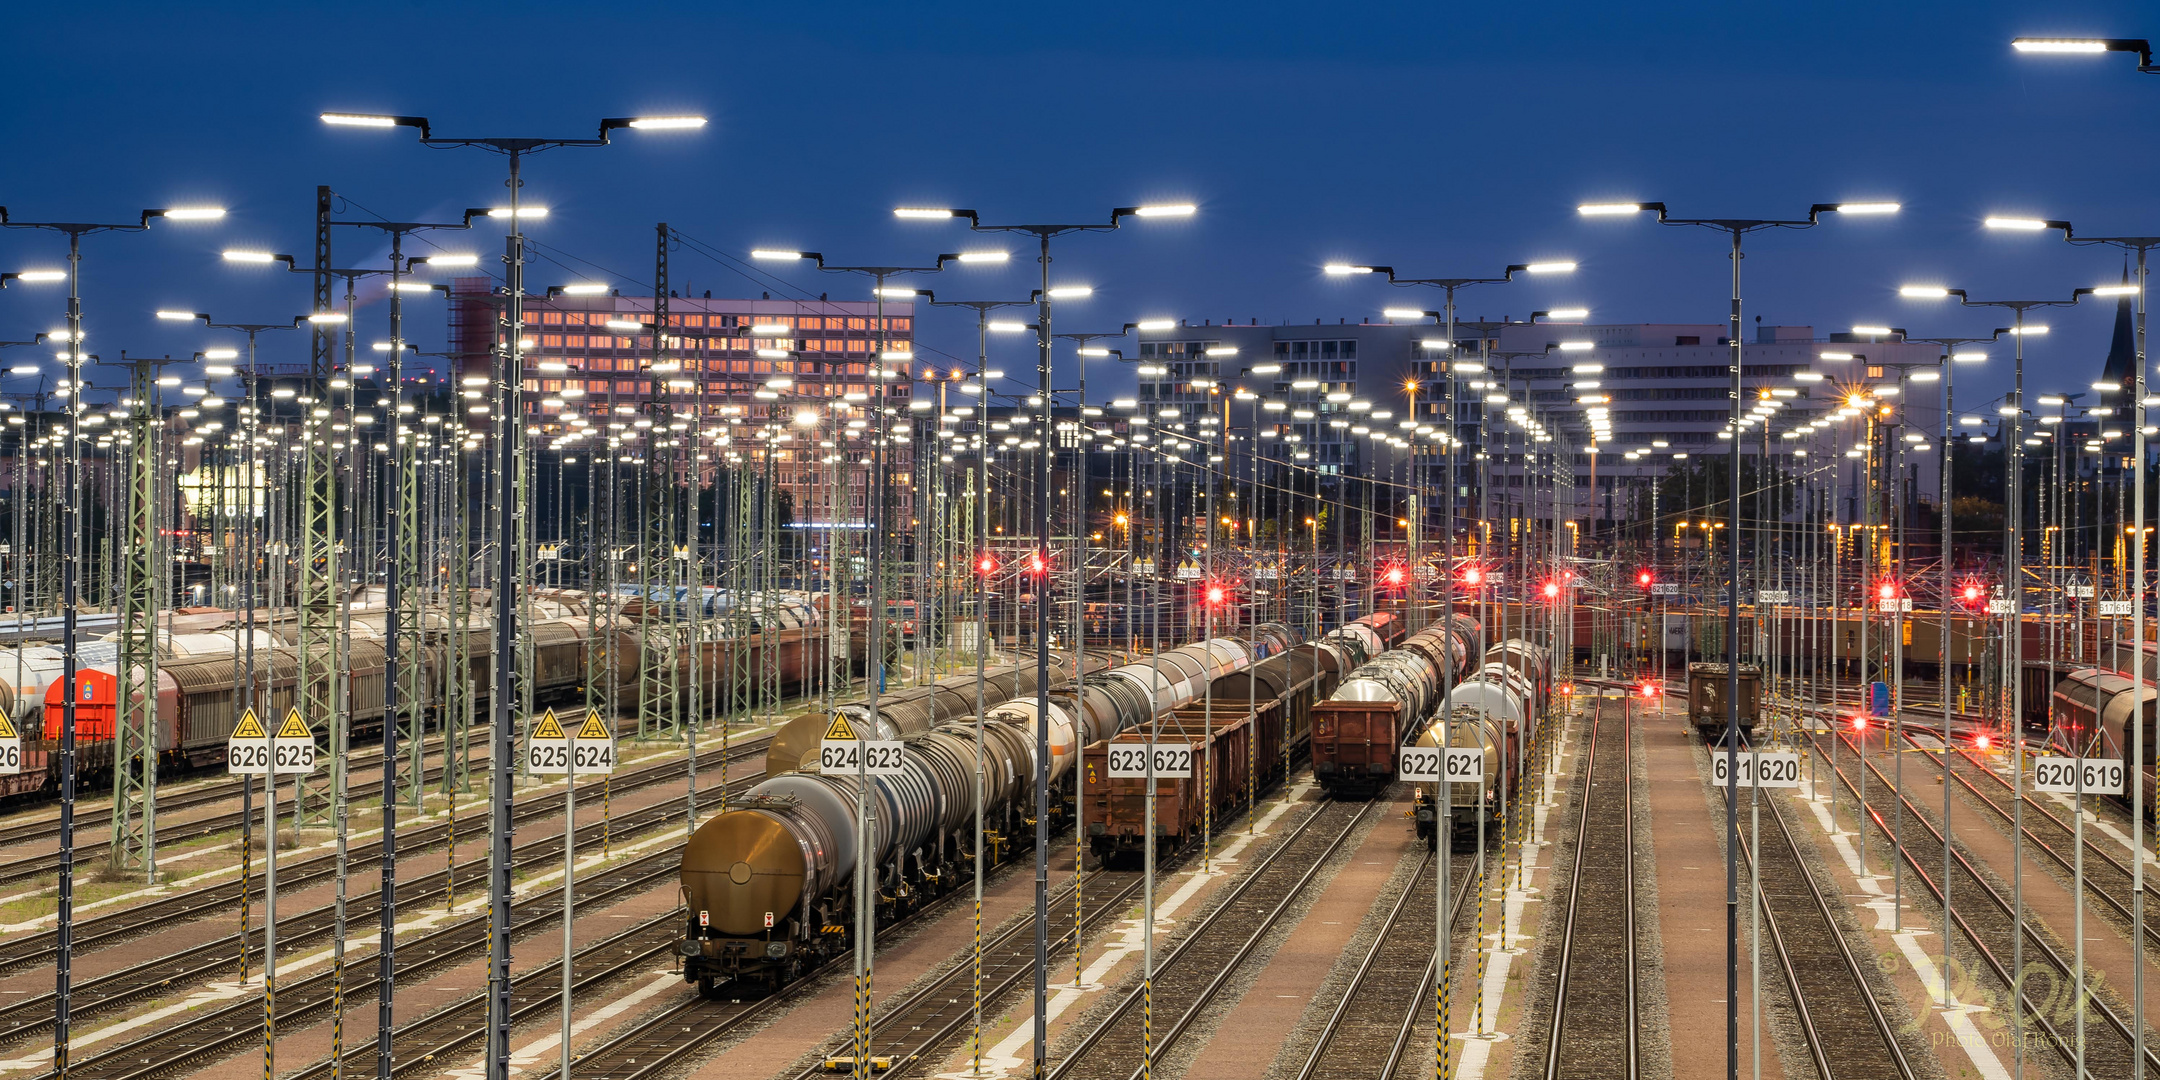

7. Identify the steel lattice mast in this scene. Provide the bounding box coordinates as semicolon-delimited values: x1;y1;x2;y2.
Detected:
108;351;167;879
295;186;339;827
637;224;682;742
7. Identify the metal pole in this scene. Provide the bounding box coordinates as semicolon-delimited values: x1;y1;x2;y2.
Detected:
1031;232;1053;1079
378;239;408;1080
1722;225;1742;1080
54;232;83;1080
485;148;525;1080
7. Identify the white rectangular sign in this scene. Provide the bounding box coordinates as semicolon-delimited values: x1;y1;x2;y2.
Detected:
2099;600;2133;616
0;739;21;775
2068;585;2096;599
1400;746;1486;785
1757;590;1792;604
1708;750;1803;788
1649;582;1680;596
1106;742;1193;779
1988;600;2017;614
821;739;907;776
1877;598;1913;613
2031;756;2125;795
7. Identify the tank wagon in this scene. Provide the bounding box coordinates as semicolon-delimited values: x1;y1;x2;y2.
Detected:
676;636;1264;997
1310;614;1480;797
1411;638;1551;848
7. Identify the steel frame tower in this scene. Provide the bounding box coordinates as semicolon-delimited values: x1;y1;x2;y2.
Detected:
295;187;339;827
108;352;167;878
637;224;683;742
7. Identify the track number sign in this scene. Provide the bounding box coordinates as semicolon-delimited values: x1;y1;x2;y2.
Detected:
820;740;906;775
1402;747;1485;784
228;708;315;775
1106;743;1194;779
2032;756;2124;796
1708;751;1802;788
0;711;19;775
527;709;618;776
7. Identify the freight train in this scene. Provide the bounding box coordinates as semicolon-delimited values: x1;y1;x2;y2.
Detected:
676;631;1301;998
1309;614;1480;797
1410;639;1552;847
2045;667;2158;817
11;589;843;801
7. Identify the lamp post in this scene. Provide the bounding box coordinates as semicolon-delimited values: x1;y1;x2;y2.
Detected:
1326;258;1576;636
1901;282;2108;1079
322;109;702;1080
750;250;994;1080
1577;197;1898;1080
1979;211;2157;1072
899;199;1193;1078
0;204;223;1080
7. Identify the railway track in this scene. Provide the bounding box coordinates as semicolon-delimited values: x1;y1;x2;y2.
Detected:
0;726;497;887
1290;850;1478;1080
1734;745;1920;1080
1540;702;1639;1080
0;742;767;1055
0;725;483;857
0;735;769;978
38;841;686;1080
1046;795;1377;1080
471;837;1094;1080
1813;730;2160;1078
1913;730;2160;955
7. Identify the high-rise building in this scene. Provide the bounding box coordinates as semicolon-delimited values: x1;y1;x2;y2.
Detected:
449;278;917;528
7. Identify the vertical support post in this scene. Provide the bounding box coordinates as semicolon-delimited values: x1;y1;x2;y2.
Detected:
110;352;160;878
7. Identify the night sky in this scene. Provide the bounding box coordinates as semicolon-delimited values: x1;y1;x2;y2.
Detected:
2;1;2155;407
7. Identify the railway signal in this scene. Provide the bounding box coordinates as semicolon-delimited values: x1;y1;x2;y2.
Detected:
1541;579;1561;601
1639;681;1660;700
1637;569;1655;589
976;553;997;576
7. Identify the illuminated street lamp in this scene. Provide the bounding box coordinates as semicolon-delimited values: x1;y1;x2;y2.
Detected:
1578;196;1896;1077
321;108;702;1080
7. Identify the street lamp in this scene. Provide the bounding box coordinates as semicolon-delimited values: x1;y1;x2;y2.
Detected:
321;108;702;1080
1981;215;2157;1065
1578;196;1896;1080
1;203;223;1080
2011;35;2158;71
898;200;1192;1080
1326;257;1576;637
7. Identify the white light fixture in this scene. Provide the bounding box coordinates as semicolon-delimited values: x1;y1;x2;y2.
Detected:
1323;264;1373;275
1132;203;1196;217
487;207;548;219
1384;307;1425;320
1576;203;1642;216
956;251;1009;263
1836;202;1900;215
1984;216;2049;230
1545;308;1589;320
1525;261;1577;274
559;283;609;295
1559;341;1593;352
1046;285;1092;299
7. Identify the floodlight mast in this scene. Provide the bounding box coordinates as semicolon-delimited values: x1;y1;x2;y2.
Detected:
320;109;703;1080
897;200;1189;1079
0;202;223;1080
1576;196;1898;1080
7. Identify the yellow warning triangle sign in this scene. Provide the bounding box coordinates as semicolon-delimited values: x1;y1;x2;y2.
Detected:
530;710;566;741
575;710;612;741
822;714;856;741
276;709;312;740
0;712;18;739
231;709;266;740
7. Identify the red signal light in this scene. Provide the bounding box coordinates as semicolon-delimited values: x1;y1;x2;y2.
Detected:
1851;715;1868;732
1877;581;1896;601
1461;566;1483;586
977;554;997;575
1962;585;1980;602
1638;570;1653;588
1975;734;1991;750
1542;580;1560;600
1206;584;1227;606
1639;682;1659;700
1028;553;1047;575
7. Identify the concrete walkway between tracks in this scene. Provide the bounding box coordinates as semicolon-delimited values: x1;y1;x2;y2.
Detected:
1639;701;1788;1080
1173;788;1415;1080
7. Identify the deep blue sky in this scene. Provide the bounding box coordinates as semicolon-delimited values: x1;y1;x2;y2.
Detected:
2;1;2155;407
